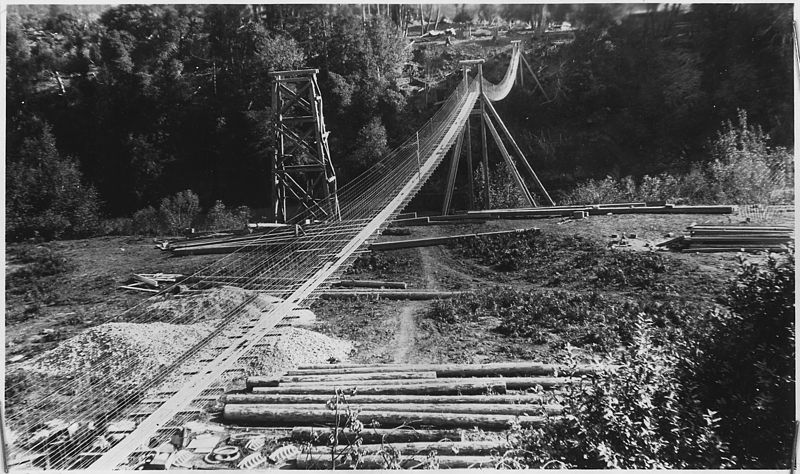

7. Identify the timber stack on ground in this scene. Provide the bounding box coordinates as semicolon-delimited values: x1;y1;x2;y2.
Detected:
657;224;793;253
218;361;606;469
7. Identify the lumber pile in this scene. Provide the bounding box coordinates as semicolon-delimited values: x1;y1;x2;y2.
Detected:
657;225;793;253
218;361;608;469
464;204;735;220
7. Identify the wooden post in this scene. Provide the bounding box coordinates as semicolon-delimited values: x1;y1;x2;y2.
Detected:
482;111;535;206
465;117;474;210
520;53;551;102
481;94;555;206
442;128;465;215
477;63;490;209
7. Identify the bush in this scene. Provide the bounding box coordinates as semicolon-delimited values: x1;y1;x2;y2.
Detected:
99;217;134;235
131;206;161;235
6;246;74;306
560;110;794;206
517;317;731;468
707;109;794;204
473;162;530;210
679;250;795;467
455;232;669;290
6;124;101;241
158;189;200;235
203;200;250;231
427;286;704;350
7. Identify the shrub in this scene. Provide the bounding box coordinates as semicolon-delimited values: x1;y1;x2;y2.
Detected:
455;232;669;290
158;189;200;235
707;109;793;204
203;200;250;231
427;286;704;350
131;206;162;235
679;250;795;467
99;217;134;235
6;246;74;306
473;162;530;210
517;317;731;469
6;124;101;241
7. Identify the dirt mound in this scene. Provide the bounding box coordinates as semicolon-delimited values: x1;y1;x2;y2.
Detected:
245;327;354;377
139;285;266;324
23;320;219;379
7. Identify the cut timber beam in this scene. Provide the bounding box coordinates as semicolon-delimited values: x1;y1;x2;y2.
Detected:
331;279;408;289
302;440;507;456
252;381;507;395
296;454;496;469
482;111;535;206
224;393;550;405
316;290;465;300
442;127;466;215
481;94;554;206
292;361;606;377
292;426;464;444
223;405;550;430
370;228;540;251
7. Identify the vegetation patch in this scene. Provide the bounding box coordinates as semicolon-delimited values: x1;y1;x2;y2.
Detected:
428;286;706;352
455;232;668;290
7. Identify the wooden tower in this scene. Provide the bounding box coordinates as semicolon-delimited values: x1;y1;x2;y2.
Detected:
268;69;340;223
442;44;554;215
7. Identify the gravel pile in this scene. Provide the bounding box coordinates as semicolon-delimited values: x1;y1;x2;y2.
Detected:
23;321;219;379
246;327;354;377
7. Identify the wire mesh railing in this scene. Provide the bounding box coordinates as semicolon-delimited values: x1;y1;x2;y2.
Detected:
6;71;482;469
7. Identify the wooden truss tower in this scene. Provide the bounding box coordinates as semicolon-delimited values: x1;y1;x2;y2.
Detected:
442;44;555;214
269;69;340;223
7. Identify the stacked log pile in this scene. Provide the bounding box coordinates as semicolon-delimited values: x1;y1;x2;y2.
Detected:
221;361;606;469
658;225;793;253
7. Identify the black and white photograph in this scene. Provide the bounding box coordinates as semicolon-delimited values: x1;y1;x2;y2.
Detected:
3;2;796;470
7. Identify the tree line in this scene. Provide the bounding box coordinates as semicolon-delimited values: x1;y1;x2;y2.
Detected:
6;4;793;241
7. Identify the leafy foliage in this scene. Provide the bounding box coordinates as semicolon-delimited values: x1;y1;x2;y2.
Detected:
561;109;793;205
158;189;200;234
6;124;101;240
202;201;250;231
456;232;668;289
678;250;795;467
518;318;731;468
428;287;705;351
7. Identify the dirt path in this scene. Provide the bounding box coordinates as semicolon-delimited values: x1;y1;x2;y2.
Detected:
388;247;442;363
390;302;424;363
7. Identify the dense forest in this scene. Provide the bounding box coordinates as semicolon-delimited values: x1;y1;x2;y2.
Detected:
5;4;794;240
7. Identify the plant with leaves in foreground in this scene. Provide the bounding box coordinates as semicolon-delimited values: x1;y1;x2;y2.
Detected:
515;316;731;469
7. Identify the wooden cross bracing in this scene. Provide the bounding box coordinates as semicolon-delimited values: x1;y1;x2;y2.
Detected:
269;69;340;223
442;48;554;215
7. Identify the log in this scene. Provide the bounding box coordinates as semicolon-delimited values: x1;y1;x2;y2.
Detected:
278;371;437;384
251;381;507;395
223;405;548;430
396;212;418;219
276;376;574;390
317;290;465;300
292;426;464;444
682;247;788;253
224;393;549;405
245;377;282;390
224;403;562;416
290;361;603;377
303;440;508;456
370;228;539;251
332;280;408;290
295;453;496;469
390;217;430;227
